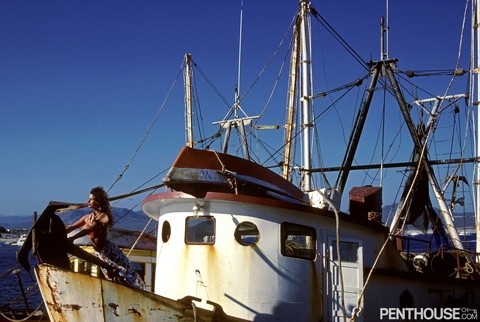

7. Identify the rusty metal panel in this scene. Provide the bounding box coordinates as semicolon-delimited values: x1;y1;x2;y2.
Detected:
35;264;249;322
36;264;104;321
349;186;382;220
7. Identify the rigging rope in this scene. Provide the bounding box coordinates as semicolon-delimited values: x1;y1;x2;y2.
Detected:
240;15;296;103
349;236;390;322
350;100;437;321
314;189;347;322
106;61;184;193
126;217;154;257
0;266;45;322
310;8;368;70
262;72;370;171
0;302;45;322
192;62;231;109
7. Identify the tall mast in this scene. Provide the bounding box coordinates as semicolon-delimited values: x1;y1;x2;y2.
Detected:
237;0;244;101
213;0;257;160
381;0;389;60
282;4;301;181
184;53;194;148
299;0;313;191
475;0;480;261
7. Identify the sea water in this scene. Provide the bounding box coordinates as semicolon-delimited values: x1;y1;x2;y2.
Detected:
0;243;42;310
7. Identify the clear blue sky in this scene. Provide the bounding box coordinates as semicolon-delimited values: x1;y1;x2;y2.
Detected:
0;1;470;216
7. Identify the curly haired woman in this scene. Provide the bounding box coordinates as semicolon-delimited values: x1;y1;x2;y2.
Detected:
66;186;145;290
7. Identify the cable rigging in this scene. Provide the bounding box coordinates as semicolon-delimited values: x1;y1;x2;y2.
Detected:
106;60;185;194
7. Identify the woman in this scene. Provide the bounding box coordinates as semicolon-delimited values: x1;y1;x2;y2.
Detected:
66;186;146;290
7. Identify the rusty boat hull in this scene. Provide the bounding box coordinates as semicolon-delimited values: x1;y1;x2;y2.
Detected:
35;264;248;322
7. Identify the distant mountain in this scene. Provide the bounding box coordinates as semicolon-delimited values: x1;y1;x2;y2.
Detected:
2;203;475;231
0;207;156;232
62;207;156;232
382;204;476;228
0;215;37;230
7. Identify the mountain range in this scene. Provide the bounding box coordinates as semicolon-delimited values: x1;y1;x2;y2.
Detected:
2;205;476;232
0;207;155;231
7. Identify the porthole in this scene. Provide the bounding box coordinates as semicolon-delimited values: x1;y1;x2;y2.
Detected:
161;221;171;243
234;221;259;246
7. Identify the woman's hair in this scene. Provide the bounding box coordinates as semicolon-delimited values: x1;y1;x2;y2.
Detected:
90;186;114;226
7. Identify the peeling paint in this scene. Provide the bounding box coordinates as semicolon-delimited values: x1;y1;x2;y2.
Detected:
127;306;142;317
63;304;82;311
35;264;250;321
108;303;119;317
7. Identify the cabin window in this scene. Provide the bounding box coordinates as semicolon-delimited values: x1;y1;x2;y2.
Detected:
234;221;259;246
161;221;171;243
281;222;316;260
332;241;358;263
185;216;215;244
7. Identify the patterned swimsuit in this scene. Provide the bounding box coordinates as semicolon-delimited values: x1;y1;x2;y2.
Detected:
97;240;146;290
90;223;146;290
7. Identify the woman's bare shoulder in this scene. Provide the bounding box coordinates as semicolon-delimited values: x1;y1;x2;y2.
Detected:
97;212;110;224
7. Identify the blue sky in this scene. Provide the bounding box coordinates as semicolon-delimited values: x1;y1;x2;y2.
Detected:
0;1;471;216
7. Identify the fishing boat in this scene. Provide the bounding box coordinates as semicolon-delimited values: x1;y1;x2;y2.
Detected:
12;234;27;247
17;0;480;321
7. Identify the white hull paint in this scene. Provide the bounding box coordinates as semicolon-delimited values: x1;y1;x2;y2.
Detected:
142;191;480;321
35;263;248;322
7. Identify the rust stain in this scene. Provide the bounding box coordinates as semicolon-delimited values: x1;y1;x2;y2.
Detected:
128;306;143;317
63;304;82;311
108;303;120;317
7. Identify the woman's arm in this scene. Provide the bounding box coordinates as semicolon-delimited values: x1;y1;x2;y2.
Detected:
65;214;89;234
68;228;90;241
67;212;109;241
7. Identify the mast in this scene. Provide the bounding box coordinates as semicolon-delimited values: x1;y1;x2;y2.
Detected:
282;3;301;181
334;62;382;195
381;0;389;60
212;0;258;160
475;0;480;261
384;64;464;250
299;0;313;192
184;53;194;148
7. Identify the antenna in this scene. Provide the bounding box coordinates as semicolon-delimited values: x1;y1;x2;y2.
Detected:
236;0;244;111
381;0;390;60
